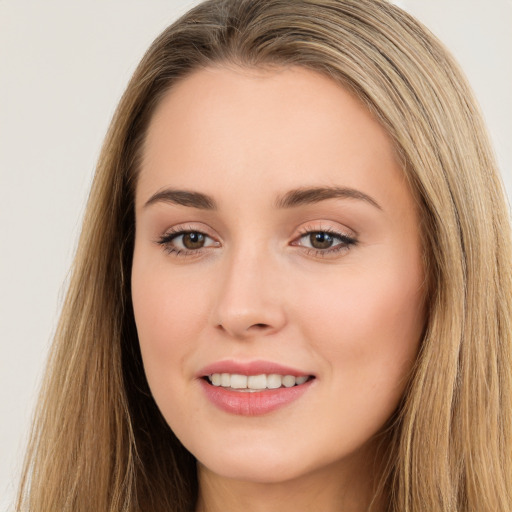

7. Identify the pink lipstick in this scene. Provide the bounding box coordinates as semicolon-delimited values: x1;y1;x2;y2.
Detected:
198;360;315;416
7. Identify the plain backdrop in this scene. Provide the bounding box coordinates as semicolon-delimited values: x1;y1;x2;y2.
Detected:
1;1;511;509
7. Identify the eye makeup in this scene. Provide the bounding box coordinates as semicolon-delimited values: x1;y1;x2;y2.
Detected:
291;227;357;258
156;225;220;257
155;223;358;259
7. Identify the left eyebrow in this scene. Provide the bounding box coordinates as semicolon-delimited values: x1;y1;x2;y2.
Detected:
274;186;382;210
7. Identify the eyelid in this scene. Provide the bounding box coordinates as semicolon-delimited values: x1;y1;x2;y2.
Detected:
154;221;357;258
293;220;357;240
158;222;219;240
155;223;221;256
290;222;358;257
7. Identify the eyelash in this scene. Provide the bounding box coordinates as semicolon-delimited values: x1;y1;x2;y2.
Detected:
156;226;218;257
156;226;358;258
293;227;358;257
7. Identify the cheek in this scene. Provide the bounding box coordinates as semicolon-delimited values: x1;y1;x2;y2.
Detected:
291;262;424;449
133;275;195;347
131;254;210;392
296;258;424;394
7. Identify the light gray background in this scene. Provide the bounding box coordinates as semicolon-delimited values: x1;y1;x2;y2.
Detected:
1;1;511;509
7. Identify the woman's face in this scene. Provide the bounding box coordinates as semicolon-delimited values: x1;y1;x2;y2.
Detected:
132;66;425;484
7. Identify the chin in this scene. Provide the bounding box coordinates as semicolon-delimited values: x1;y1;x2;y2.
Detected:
191;432;348;486
198;455;309;484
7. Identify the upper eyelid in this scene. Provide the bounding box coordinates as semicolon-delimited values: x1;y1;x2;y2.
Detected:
156;221;358;243
296;227;351;236
294;230;357;247
160;223;217;238
295;222;357;239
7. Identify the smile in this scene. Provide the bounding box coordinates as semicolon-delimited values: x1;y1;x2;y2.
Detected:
200;369;315;415
207;373;311;391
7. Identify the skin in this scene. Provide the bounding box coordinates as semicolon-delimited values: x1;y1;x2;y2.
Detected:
132;65;426;512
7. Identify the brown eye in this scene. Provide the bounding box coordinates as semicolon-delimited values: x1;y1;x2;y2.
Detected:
293;229;357;256
309;232;334;249
157;229;219;255
182;232;206;249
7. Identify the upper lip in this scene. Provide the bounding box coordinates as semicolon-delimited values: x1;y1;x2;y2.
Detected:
197;360;314;378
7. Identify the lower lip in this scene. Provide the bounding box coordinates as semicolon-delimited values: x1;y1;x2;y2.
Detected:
199;378;313;416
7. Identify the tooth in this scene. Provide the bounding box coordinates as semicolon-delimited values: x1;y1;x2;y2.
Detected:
211;372;309;390
267;374;282;389
230;374;248;389
221;373;230;387
282;375;296;388
248;374;267;390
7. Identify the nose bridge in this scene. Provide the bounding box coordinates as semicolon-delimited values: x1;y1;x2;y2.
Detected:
212;240;286;338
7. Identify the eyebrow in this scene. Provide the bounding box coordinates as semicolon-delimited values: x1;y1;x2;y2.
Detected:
274;186;382;210
144;189;217;210
143;185;381;211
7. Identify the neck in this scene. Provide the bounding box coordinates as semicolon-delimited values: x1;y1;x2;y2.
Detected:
195;440;388;512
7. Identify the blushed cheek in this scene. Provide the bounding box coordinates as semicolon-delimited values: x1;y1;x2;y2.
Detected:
131;271;202;423
136;286;194;352
131;255;203;379
297;265;424;380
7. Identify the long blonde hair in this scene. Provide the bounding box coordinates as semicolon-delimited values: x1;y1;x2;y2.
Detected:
17;1;512;511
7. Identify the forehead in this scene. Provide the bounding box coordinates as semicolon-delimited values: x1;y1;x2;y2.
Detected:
137;65;411;214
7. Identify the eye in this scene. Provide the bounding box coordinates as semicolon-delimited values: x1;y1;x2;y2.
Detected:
292;229;357;256
305;232;338;250
176;232;208;250
157;229;219;255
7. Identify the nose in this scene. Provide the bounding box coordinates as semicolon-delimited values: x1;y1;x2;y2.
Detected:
212;247;287;339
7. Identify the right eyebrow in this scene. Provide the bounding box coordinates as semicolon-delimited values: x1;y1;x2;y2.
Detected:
143;188;217;210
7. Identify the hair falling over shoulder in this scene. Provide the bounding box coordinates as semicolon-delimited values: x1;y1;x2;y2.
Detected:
16;1;512;511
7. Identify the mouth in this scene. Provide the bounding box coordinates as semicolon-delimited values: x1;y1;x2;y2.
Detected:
203;373;315;392
199;366;315;415
198;361;315;415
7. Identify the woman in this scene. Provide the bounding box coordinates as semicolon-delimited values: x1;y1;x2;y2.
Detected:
16;0;512;511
